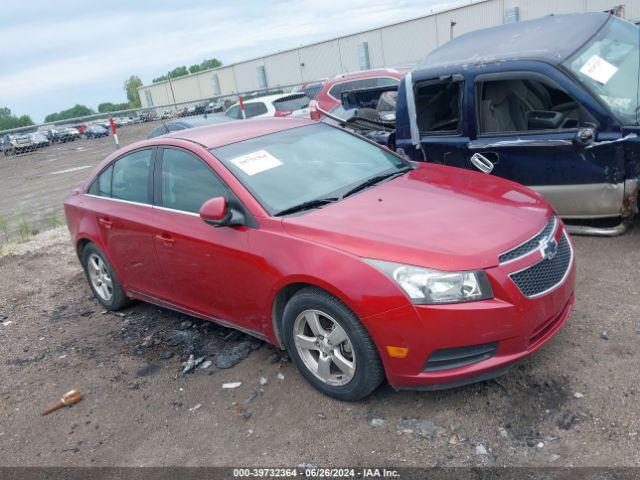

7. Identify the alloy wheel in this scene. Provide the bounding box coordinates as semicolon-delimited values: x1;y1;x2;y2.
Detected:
87;253;113;301
293;309;356;386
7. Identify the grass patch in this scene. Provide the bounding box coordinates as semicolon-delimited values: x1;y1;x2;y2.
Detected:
0;214;9;243
15;213;39;243
44;208;65;230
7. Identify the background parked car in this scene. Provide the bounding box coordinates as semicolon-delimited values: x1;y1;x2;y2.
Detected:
2;133;36;155
30;131;51;148
85;124;109;139
224;93;311;119
206;99;225;113
146;114;234;139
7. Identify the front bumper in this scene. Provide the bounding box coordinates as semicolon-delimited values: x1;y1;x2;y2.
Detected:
364;234;576;390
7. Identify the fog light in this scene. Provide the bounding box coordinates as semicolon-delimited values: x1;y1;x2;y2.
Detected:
386;346;409;358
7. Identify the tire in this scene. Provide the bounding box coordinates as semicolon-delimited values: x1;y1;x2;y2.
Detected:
81;243;129;310
282;287;384;401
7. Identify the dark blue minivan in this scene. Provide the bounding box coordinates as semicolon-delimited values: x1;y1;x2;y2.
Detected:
335;13;640;235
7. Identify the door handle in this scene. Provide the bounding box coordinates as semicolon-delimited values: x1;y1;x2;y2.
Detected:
98;217;113;229
470;153;495;174
155;233;176;245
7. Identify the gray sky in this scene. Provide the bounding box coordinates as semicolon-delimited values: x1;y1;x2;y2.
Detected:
0;0;463;122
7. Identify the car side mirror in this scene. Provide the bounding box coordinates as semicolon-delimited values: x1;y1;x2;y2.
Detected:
199;197;232;227
574;127;596;148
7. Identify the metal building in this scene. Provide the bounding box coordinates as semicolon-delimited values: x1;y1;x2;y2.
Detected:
137;0;639;108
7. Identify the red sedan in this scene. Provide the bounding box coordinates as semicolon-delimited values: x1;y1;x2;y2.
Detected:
64;118;575;400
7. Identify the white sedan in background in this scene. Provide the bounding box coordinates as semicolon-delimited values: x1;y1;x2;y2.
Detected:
224;93;310;119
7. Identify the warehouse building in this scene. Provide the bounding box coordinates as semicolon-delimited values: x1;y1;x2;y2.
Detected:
137;0;639;108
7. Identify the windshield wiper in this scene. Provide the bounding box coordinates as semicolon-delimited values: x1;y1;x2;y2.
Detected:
341;168;410;199
274;197;339;216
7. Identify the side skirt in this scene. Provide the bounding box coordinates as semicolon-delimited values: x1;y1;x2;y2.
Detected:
127;289;268;343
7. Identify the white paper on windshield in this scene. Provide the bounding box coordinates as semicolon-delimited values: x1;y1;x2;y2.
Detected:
579;55;618;85
230;150;283;176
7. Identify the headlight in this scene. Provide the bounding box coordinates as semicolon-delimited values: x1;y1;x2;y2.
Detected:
364;259;493;305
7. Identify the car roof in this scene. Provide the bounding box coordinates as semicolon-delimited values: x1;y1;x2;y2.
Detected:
415;13;610;71
326;68;408;85
165;117;315;148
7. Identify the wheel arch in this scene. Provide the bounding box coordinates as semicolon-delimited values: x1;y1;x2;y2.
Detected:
270;278;361;349
76;237;92;261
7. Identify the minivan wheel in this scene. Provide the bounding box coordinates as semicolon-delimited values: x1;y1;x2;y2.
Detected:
282;287;384;401
81;243;129;310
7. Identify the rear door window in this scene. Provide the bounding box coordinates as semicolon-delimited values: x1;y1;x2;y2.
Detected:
98;165;113;197
160;148;228;213
111;149;152;203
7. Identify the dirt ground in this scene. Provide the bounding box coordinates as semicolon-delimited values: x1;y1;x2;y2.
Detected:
0;223;639;468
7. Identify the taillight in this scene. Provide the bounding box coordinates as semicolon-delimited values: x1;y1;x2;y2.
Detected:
274;110;293;117
309;100;322;120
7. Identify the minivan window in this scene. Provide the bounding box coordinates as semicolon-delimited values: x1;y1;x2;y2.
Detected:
328;77;399;100
161;148;227;213
565;17;640;125
111;149;152;204
211;123;408;214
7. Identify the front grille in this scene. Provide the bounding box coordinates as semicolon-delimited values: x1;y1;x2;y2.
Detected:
424;342;498;372
499;215;557;263
510;233;572;298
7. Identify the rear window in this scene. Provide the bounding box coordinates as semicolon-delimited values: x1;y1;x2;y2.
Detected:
328;77;399;100
273;94;310;112
302;83;323;100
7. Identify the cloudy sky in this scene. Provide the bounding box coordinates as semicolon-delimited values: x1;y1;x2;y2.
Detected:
0;0;464;122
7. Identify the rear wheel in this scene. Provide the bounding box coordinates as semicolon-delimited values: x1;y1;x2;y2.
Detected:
282;287;384;401
81;243;129;310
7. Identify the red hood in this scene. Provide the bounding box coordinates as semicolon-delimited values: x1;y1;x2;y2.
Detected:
282;164;552;271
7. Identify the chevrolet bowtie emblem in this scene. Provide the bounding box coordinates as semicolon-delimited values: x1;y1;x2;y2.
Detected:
540;237;558;260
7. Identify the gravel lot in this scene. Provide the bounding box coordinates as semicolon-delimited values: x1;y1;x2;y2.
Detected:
0;122;639;467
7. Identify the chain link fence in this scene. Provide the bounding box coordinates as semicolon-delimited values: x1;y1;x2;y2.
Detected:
0;83;307;247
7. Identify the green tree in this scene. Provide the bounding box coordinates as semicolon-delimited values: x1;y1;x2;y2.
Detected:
98;102;130;113
123;75;143;108
151;58;222;83
169;66;188;78
44;104;94;123
189;58;222;74
0;107;34;130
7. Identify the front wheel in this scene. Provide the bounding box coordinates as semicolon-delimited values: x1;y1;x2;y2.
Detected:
282;287;384;401
81;243;129;310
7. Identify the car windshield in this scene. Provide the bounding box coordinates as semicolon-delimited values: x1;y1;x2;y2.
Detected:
564;16;640;125
211;123;409;215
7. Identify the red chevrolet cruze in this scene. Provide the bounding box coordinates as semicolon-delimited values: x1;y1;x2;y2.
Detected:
64;118;575;400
